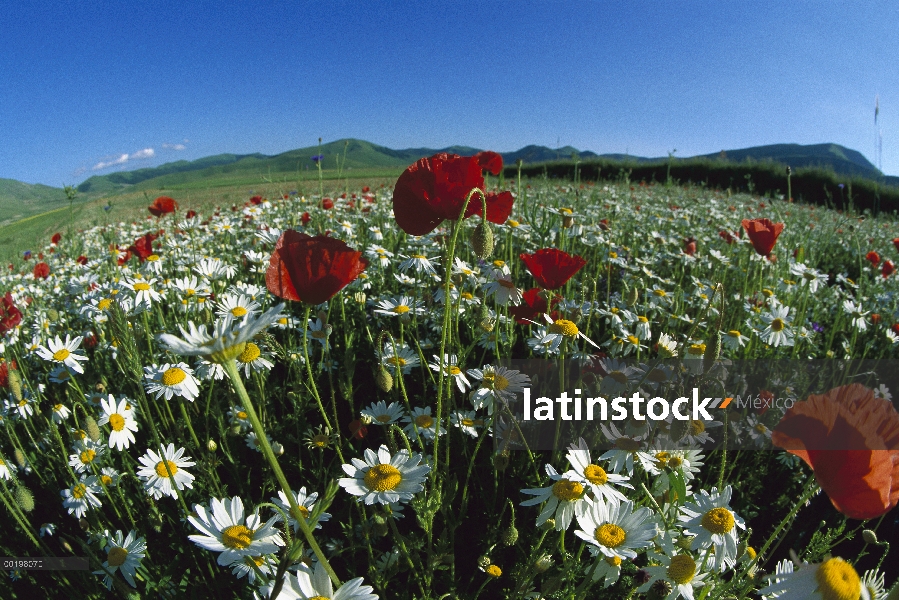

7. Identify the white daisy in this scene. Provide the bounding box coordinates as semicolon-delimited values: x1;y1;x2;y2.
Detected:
92;529;146;589
467;365;531;415
144;362;201;401
565;438;633;504
61;477;103;519
373;295;425;318
136;444;196;500
678;485;746;572
271;487;331;532
402;406;445;442
35;334;88;374
234;342;274;378
428;354;471;393
637;551;710;600
758;557;870;600
263;559;378;600
361;401;405;426
97;395;138;451
216;293;261;320
573;498;657;560
520;464;588;531
338;445;430;506
187;496;285;566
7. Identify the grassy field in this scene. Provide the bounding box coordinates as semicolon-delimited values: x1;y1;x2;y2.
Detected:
0;167;404;264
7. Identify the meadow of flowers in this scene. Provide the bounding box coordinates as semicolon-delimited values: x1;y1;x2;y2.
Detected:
0;151;897;599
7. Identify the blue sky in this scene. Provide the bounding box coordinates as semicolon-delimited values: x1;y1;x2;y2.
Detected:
2;1;897;187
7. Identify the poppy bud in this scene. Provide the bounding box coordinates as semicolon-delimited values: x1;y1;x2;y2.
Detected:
207;439;218;452
376;367;393;392
15;485;34;512
625;284;640;307
8;370;23;402
46;308;59;323
470;221;494;259
862;529;879;544
13;448;26;468
562;215;575;228
703;331;722;374
85;416;101;442
272;442;284;456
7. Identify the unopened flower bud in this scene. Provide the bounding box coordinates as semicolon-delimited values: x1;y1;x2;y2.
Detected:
479;317;495;333
534;553;553;573
501;524;519;546
14;448;26;468
95;382;106;393
46;308;59;323
477;555;492;570
677;536;693;550
371;515;388;537
15;485;34;512
703;331;722;374
540;518;556;531
206;439;218;452
79;518;90;531
862;529;879;544
470;221;494;259
84;416;101;442
271;442;284;456
562;215;575;228
8;370;23;403
230;423;243;436
626;284;640;307
353;292;366;304
376;367;393;393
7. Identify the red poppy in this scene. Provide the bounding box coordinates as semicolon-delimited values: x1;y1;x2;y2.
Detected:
0;292;22;334
883;260;895;278
265;230;368;305
51;232;61;245
250;195;263;205
33;262;49;279
520;248;587;290
117;249;133;266
361;186;371;193
349;419;368;440
683;237;697;256
893;237;899;253
871;313;882;325
186;210;197;219
301;212;311;226
741;218;784;257
719;230;736;244
321;198;334;210
128;233;158;263
772;383;899;520
866;251;881;267
76;255;88;265
474;151;503;175
0;361;8;388
509;288;561;324
148;196;178;217
392;153;514;236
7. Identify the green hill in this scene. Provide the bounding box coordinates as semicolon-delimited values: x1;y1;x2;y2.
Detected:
0;179;75;227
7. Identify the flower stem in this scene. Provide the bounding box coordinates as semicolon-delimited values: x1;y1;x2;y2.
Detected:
221;359;342;588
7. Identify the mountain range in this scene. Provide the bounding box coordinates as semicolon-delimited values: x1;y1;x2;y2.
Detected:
1;139;895;225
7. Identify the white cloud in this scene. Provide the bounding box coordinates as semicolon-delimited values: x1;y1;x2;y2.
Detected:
91;148;155;171
162;143;187;151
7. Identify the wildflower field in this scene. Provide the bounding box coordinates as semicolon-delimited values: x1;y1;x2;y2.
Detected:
0;152;897;599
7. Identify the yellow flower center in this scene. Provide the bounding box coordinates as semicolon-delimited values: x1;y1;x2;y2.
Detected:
762;289;773;297
667;554;696;585
109;414;125;432
655;451;671;467
186;288;196;296
507;219;519;227
687;343;706;356
627;335;640;345
364;464;402;492
278;317;288;325
393;305;410;314
653;289;667;297
595;523;626;548
133;282;150;291
97;298;112;311
52;348;71;361
386;357;407;367
221;524;254;550
814;557;861;600
605;555;622;567
583;464;608;486
551;479;584;501
414;414;434;428
107;546;128;567
485;564;502;578
18;400;27;407
376;415;392;423
560;208;573;215
101;475;112;485
53;403;63;411
609;251;618;259
727;330;741;338
669;456;683;469
80;449;96;464
162;367;187;386
771;318;785;332
292;505;310;520
461;418;475;427
690;420;705;435
230;306;248;317
549;319;579;336
238;343;261;363
72;483;87;499
412;254;427;260
237;411;248;420
754;423;768;434
701;507;735;534
147;254;160;262
493;260;505;267
461;292;473;300
154;460;179;478
312;434;329;448
638;315;648;323
448;366;461;376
